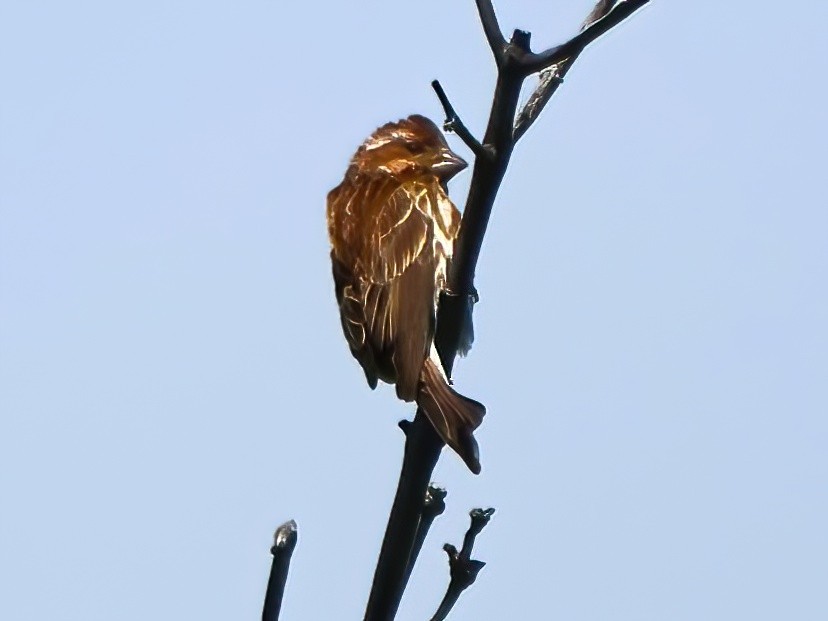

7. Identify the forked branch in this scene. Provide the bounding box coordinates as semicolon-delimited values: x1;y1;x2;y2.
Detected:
514;0;650;139
518;0;650;76
363;1;650;619
430;508;495;621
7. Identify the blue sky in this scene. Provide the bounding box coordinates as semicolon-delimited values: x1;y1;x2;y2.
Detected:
2;1;827;619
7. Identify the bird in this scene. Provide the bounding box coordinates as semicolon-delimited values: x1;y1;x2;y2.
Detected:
327;115;485;473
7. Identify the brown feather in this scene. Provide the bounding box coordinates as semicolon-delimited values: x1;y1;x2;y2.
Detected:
327;115;485;473
418;358;485;474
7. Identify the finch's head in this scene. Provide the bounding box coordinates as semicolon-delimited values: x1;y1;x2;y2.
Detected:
352;115;467;182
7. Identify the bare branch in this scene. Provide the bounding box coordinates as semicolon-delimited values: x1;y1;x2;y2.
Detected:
403;484;448;587
429;508;495;621
262;520;298;621
364;412;444;621
432;80;495;162
475;0;507;62
513;0;649;139
519;0;650;75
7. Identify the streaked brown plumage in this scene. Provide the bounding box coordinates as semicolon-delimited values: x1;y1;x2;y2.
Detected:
327;115;485;473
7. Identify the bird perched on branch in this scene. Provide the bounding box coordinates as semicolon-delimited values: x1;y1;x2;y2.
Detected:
327;115;485;473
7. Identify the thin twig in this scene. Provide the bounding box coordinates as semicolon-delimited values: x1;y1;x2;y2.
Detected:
403;484;448;587
518;0;650;75
364;412;444;621
430;508;495;621
514;0;650;140
474;0;506;63
432;80;494;162
262;520;298;621
514;0;611;140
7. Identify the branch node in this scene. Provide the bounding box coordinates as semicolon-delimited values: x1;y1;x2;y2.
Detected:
401;483;448;592
519;0;650;75
511;29;531;51
423;484;448;519
272;519;298;552
429;508;494;621
263;519;298;621
468;507;495;536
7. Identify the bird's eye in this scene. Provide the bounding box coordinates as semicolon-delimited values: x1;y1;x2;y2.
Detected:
406;142;426;155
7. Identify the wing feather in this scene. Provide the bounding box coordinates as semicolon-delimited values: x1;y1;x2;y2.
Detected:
368;186;430;284
330;182;440;399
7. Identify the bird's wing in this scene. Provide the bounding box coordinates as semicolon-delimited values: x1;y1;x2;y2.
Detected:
333;182;439;400
365;183;432;283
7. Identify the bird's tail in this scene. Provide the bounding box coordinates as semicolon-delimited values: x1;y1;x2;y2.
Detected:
417;357;486;474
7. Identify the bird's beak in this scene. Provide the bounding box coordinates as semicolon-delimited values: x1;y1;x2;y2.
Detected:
432;149;468;180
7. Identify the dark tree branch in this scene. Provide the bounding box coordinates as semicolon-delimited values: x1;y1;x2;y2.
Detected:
430;508;495;621
435;27;527;362
475;0;506;63
432;80;494;162
403;484;448;587
518;0;650;76
514;0;649;141
364;412;444;621
262;520;298;621
363;2;649;619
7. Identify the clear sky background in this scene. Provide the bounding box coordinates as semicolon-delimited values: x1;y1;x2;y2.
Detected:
2;1;827;619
